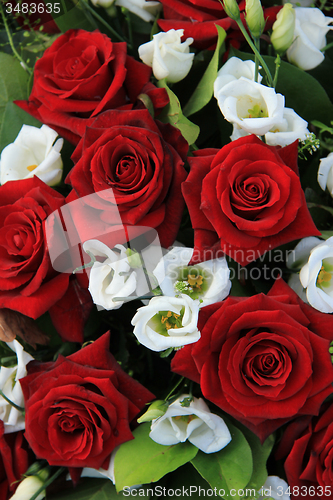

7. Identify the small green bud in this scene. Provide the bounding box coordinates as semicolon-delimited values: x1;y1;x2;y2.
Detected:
125;248;142;268
271;3;295;55
245;0;266;38
223;0;240;21
137;400;168;423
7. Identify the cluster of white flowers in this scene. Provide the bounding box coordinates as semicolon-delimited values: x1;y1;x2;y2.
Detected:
214;56;309;147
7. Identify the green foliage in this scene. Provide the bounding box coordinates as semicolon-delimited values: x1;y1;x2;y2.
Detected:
0;52;40;152
47;478;122;500
114;423;199;491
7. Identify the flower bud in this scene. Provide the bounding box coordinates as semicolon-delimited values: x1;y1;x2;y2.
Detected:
271;3;295;54
137;400;168;423
10;471;48;500
223;0;240;21
245;0;265;38
126;248;143;268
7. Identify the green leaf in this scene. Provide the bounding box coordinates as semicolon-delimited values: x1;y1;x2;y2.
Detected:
183;26;227;118
114;423;199;492
320;230;333;240
191;423;253;500
157;80;200;146
47;478;122;500
0;53;41;152
233;50;333;126
49;0;96;32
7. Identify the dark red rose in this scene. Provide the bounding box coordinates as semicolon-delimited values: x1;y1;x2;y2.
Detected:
15;29;168;145
171;279;333;442
65;109;188;249
0;177;70;319
0;422;31;500
183;135;320;266
20;332;154;470
157;0;280;49
276;403;333;499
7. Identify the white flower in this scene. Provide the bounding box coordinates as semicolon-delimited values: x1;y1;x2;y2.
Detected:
138;29;194;83
0;340;34;433
216;77;285;136
115;0;161;22
214;57;262;100
287;7;333;71
10;474;46;500
0;125;63;186
318;151;333;196
258;476;290;500
83;240;137;310
149;395;232;454
265;107;309;146
131;294;200;352
299;236;333;313
153;247;231;307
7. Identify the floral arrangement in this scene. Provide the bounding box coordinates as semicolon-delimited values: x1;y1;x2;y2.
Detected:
0;0;333;499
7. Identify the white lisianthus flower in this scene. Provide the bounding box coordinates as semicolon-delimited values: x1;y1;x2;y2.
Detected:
115;0;161;22
214;57;262;99
265;108;309;146
138;29;194;83
131;294;200;352
216;77;285;136
0;340;34;433
153;247;231;308
258;476;290;500
0;124;63;186
299;236;333;313
287;7;333;71
149;395;232;453
318;151;333;197
83;240;137;310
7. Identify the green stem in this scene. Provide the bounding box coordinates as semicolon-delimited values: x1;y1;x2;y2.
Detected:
0;5;32;76
321;41;333;52
273;54;281;89
72;250;96;274
236;19;274;87
0;389;25;413
165;377;184;402
78;0;131;47
123;8;133;52
29;467;66;500
254;37;260;83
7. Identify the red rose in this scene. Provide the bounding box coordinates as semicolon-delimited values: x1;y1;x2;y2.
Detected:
157;0;280;49
20;332;154;470
0;177;69;319
15;29;168;145
0;422;31;500
183;135;320;266
65;109;188;248
276;403;333;499
171;279;333;442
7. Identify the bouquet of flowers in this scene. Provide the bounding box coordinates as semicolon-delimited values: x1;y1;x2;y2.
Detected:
0;0;333;498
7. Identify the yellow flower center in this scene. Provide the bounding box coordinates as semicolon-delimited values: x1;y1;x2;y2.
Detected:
247;104;268;118
317;266;332;285
26;164;38;172
187;274;203;289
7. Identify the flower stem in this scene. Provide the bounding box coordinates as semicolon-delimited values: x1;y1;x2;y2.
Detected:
254;37;260;83
29;467;66;500
0;389;24;413
236;19;274;87
0;5;32;76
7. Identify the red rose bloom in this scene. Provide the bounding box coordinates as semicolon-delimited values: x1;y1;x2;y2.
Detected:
65;109;188;248
15;29;168;145
183;135;320;266
276;403;333;499
157;0;280;49
171;279;333;442
20;332;154;470
0;177;69;319
0;423;31;500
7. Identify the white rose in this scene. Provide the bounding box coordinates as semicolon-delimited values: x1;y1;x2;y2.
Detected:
318;151;333;196
0;340;34;433
299;236;333;313
0;124;63;186
216;77;285;136
131;294;200;352
149;395;232;454
138;29;194;83
153;247;231;307
115;0;161;22
287;7;333;71
265;107;309;146
258;476;290;500
83;240;137;310
214;57;262;99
